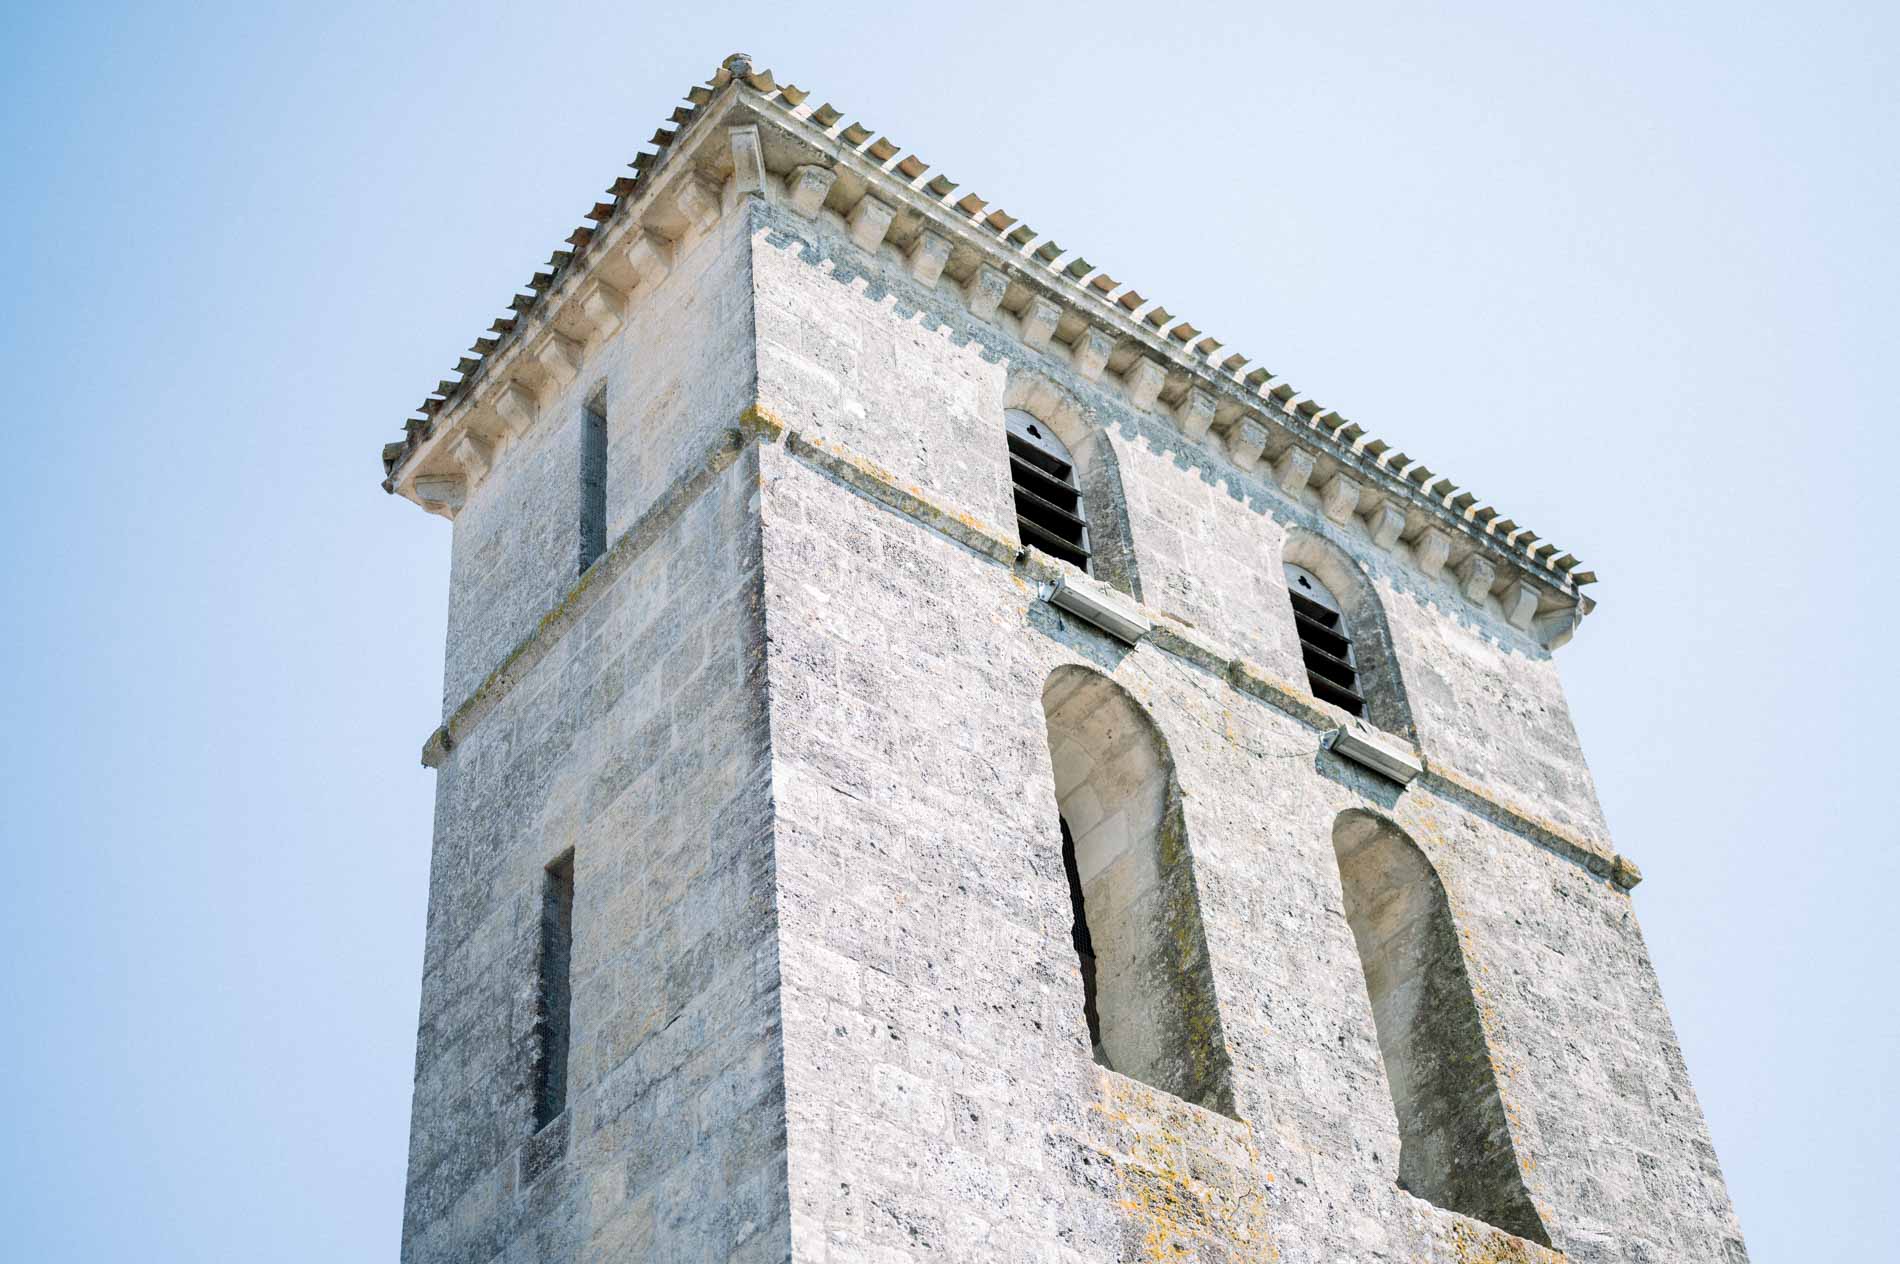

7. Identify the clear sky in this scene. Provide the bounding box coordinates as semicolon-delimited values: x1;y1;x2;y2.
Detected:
2;3;1891;1259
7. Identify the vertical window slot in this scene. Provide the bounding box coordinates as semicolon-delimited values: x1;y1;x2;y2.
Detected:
579;392;607;574
532;852;574;1132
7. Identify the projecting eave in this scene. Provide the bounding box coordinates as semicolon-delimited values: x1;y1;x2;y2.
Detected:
380;54;1596;646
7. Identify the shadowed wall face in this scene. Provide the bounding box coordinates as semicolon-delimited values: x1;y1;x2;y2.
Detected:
1333;810;1549;1244
1042;665;1235;1117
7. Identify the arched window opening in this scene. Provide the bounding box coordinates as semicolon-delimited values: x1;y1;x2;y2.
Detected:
1281;531;1413;736
1285;563;1364;717
1007;409;1091;572
1331;812;1550;1245
1002;375;1143;598
1042;666;1236;1117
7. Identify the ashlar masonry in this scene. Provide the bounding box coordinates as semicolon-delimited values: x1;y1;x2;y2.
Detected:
380;53;1748;1264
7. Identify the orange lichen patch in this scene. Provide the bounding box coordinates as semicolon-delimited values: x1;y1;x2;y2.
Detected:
736;401;787;440
1446;1217;1566;1263
1086;1076;1280;1263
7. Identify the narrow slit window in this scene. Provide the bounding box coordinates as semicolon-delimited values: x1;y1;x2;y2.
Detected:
531;852;574;1132
1286;563;1365;717
1006;409;1090;572
579;391;607;574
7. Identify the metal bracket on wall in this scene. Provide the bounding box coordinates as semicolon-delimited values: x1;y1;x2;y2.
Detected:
1325;720;1423;785
1044;572;1152;646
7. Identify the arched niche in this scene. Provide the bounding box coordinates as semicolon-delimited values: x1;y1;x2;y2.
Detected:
1041;665;1236;1117
1005;372;1142;600
1281;528;1413;736
1331;810;1551;1245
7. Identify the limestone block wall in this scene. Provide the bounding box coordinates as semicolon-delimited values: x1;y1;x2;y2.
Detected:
402;449;787;1264
439;204;758;711
1109;428;1608;846
744;196;1608;846
1387;579;1607;848
750;200;1021;545
396;183;1740;1263
755;439;1745;1261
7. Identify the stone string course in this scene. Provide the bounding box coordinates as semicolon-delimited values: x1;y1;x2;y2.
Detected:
382;55;1594;643
422;412;1641;894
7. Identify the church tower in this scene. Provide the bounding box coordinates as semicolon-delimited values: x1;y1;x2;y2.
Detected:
381;55;1749;1263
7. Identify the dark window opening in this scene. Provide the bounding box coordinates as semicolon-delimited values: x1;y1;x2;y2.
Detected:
531;852;574;1132
1060;817;1103;1061
579;392;607;574
1007;410;1090;572
1287;564;1365;717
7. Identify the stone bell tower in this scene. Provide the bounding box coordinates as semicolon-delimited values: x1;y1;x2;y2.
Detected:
382;54;1748;1264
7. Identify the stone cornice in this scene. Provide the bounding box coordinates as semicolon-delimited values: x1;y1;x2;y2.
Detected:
380;78;743;517
420;411;1638;894
380;54;1596;643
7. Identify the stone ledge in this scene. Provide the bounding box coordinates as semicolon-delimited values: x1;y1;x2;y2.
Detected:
1418;761;1637;890
1045;572;1152;645
1326;720;1424;785
781;431;1016;567
775;424;1635;888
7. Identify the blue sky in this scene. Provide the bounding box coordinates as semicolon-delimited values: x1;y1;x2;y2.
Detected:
1;3;1891;1259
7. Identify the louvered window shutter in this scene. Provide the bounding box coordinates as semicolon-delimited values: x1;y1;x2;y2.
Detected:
1285;564;1365;717
1006;410;1091;572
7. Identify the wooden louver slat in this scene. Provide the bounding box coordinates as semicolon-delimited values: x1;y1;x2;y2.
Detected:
1007;431;1090;572
1287;570;1364;718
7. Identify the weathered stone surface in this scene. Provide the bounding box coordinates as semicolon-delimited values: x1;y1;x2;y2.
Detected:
1020;296;1061;350
1174;387;1216;440
1069;326;1115;381
964;263;1008;322
1229;417;1268;469
1322;471;1362;524
1123;356;1166;410
847;194;895;253
907;229;952;288
785;164;835;219
1369;501;1407;551
437;209;757;709
405;444;783;1264
392;157;1745;1264
1274;444;1314;494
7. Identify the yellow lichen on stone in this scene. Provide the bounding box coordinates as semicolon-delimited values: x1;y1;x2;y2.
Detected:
737;401;786;440
1446;1216;1566;1264
1092;1077;1279;1262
